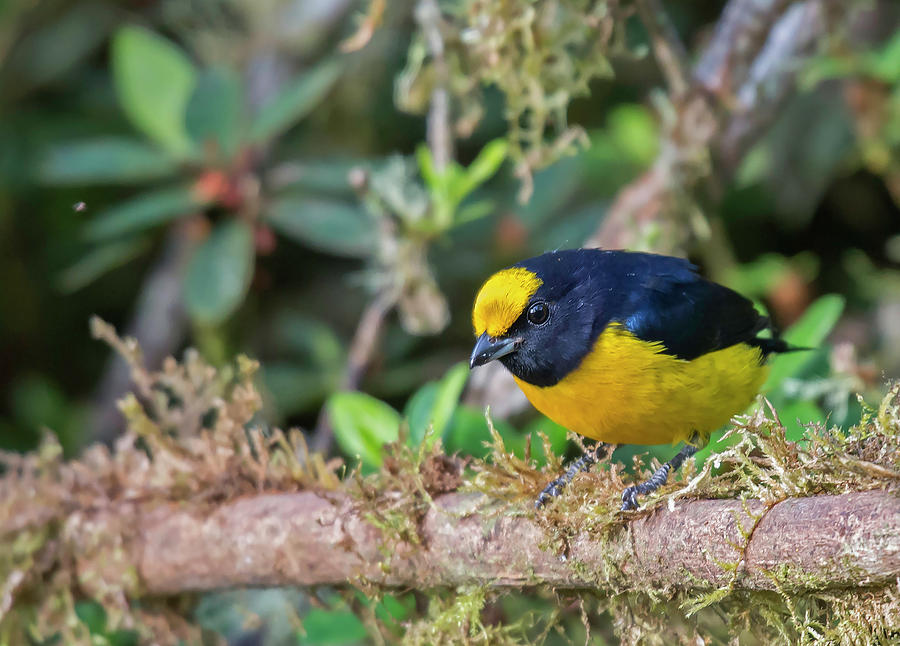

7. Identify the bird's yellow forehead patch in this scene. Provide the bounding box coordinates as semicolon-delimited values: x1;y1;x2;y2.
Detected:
472;267;543;337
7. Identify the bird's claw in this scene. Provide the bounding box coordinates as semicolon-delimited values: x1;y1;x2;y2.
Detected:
535;479;565;508
621;486;640;511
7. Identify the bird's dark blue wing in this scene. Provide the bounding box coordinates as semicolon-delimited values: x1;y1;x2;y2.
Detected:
611;253;769;360
518;248;773;361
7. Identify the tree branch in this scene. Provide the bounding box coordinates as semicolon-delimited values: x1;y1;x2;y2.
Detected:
104;489;900;594
635;0;691;99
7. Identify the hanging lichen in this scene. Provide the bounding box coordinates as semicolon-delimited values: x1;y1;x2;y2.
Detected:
397;0;634;200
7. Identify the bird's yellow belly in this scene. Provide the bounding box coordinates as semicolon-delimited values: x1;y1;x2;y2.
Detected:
513;324;768;445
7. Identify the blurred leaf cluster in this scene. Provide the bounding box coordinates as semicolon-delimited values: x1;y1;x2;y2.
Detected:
42;24;348;323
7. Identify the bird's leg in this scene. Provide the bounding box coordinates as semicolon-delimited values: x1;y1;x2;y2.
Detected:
535;442;611;508
621;434;704;511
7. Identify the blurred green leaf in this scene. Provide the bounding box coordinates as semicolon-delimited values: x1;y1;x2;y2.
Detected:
269;158;362;195
249;58;343;143
521;416;569;466
84;184;203;241
40;138;178;185
429;363;469;438
404;363;468;447
112;26;197;157
58;237;150;292
580;104;657;196
328;391;401;469
265;196;374;257
805;31;900;87
270;312;345;367
404;363;469;446
725;253;789;297
724;252;819;298
75;600;107;635
299;608;367;645
450;138;508;205
264;362;338;417
8;3;113;92
404;381;438;447
108;630;140;646
735;141;772;188
778;398;826;443
416;145;439;193
454;200;494;225
444;406;488;457
5;375;88;453
183;220;255;325
868;31;900;81
186;66;243;159
764;294;845;392
416;139;507;229
9;375;66;439
801;56;856;88
515;155;584;227
445;405;524;458
607;104;659;166
373;593;415;626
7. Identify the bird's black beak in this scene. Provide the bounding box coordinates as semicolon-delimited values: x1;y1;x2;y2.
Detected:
470;332;519;369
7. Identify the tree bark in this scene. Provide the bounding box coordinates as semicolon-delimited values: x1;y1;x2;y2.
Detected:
123;489;900;595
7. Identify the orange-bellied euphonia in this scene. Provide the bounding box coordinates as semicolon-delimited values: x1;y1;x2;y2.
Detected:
469;248;798;510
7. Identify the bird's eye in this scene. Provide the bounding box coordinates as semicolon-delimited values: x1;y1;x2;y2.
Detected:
527;301;550;326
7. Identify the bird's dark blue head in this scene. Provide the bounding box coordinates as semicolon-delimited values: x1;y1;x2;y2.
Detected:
470;250;606;386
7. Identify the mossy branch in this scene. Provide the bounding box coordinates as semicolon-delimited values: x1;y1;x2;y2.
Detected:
119;489;900;595
2;322;899;643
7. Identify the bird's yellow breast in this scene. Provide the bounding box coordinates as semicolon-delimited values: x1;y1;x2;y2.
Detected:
513;323;768;445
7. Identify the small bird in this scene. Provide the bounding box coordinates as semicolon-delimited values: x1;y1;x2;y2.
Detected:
469;248;799;510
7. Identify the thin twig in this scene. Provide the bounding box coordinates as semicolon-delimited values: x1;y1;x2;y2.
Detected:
341;291;395;391
635;0;691;99
311;291;395;454
416;0;454;171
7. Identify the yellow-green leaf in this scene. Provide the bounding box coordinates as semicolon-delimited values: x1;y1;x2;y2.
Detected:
113;26;197;157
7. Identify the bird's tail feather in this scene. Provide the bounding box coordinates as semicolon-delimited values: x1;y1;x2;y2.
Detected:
751;337;812;355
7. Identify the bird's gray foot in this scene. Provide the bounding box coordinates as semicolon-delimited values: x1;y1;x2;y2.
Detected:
620;438;702;511
535;443;609;508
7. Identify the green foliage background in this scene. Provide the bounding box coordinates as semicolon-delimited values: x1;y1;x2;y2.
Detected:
1;0;899;643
